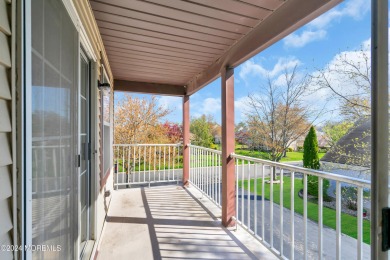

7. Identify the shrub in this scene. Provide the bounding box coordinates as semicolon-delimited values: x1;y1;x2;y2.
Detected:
341;186;358;210
210;144;218;150
287;147;293;152
303;126;329;197
319;147;329;153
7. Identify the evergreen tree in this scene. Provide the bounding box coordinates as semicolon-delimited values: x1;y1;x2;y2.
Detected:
303;126;329;197
303;126;320;169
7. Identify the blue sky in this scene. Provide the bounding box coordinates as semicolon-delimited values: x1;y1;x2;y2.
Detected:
115;0;372;125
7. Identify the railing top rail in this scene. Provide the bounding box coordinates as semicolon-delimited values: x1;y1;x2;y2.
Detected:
188;144;222;154
113;143;182;147
231;153;371;188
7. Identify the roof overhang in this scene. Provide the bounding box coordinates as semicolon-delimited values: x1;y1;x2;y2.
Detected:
90;0;342;96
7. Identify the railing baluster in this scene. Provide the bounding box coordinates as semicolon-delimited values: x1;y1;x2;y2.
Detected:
115;146;118;188
303;173;307;260
173;146;175;182
236;158;239;224
219;154;221;206
163;146;166;181
254;163;258;236
290;171;295;260
212;152;215;202
318;177;323;260
148;146;151;187
158;146;161;181
336;181;341;260
154;146;156;182
195;148;198;187
207;151;210;197
122;146;124;184
143;146;146;183
280;168;283;256
133;146;137;183
168;146;171;180
262;164;265;240
270;166;274;248
241;159;245;226
357;186;363;260
247;161;250;230
138;146;141;183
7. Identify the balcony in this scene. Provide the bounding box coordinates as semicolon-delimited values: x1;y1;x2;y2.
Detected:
97;144;371;259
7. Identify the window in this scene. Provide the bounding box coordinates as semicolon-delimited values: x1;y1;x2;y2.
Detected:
101;68;112;182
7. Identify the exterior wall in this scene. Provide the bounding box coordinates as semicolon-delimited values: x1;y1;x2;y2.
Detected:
0;0;14;259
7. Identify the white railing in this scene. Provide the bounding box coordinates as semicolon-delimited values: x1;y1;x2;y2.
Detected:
231;153;370;260
113;144;182;188
115;143;371;259
188;145;222;207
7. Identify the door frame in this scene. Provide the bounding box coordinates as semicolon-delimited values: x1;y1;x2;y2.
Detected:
79;48;93;258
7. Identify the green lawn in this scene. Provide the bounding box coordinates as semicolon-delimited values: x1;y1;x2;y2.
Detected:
239;177;371;244
235;149;325;163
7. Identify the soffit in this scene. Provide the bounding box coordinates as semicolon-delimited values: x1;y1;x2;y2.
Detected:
90;0;341;94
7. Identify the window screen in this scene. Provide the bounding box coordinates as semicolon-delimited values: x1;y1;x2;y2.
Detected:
31;0;78;258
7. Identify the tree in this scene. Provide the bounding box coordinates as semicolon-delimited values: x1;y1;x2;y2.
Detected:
303;126;320;170
313;46;371;167
162;121;183;143
303;126;329;197
114;95;170;144
190;115;214;148
322;121;354;148
313;47;371;121
246;66;313;163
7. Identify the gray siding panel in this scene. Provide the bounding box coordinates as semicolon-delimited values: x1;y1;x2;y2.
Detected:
0;99;11;132
0;167;11;200
0;66;11;99
0;0;10;35
0;133;12;166
0;0;13;258
0;232;13;260
0;198;12;239
0;32;11;67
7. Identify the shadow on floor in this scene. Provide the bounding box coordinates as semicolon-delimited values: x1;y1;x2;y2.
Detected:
102;186;258;260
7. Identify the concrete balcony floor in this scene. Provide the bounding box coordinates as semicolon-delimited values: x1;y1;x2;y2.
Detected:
97;185;277;260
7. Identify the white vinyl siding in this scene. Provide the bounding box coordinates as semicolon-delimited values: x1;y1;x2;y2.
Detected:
0;0;13;259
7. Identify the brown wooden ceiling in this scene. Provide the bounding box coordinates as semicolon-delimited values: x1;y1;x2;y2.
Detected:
90;0;341;95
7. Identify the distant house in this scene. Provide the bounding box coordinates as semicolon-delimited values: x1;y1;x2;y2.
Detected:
288;130;329;151
321;119;371;168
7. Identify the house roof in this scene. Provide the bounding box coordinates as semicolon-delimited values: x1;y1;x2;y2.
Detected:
320;119;371;167
90;0;342;96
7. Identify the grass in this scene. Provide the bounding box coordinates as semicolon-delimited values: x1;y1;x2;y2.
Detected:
239;176;371;244
235;148;325;163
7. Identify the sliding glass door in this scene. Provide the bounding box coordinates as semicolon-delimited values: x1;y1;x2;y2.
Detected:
30;0;79;259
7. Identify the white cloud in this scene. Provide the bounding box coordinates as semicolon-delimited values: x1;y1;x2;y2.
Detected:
283;30;327;48
190;96;221;120
239;57;301;81
202;97;221;115
284;0;370;48
310;0;369;29
158;96;182;111
234;96;251;122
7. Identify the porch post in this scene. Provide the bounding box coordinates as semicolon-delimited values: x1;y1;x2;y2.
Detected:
371;0;388;258
221;67;235;227
182;95;190;186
